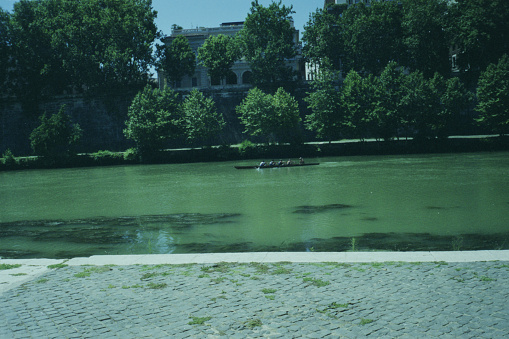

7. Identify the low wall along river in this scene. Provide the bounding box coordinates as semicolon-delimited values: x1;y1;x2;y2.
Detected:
1;152;508;258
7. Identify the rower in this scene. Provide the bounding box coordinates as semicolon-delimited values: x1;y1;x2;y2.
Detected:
299;157;305;164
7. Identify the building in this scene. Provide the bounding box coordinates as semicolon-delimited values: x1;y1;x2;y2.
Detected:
158;21;303;90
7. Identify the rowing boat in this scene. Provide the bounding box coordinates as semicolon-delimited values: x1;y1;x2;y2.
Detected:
234;163;320;169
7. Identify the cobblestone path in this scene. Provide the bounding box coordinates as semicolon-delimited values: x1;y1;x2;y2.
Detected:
1;261;508;338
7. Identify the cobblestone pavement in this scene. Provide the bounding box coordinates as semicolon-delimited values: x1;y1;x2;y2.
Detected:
1;260;508;338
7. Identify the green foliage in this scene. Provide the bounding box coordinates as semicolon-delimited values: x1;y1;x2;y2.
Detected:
183;89;225;146
198;34;241;82
158;35;196;84
302;6;346;71
124;85;183;155
304;67;344;141
29;105;82;158
340;70;377;140
236;87;300;144
239;0;297;86
341;1;404;75
402;0;450;78
1;149;18;167
373;61;405;140
0;263;22;270
7;0;158;103
0;8;9;93
451;0;509;75
476;54;509;135
238;139;257;155
188;316;212;325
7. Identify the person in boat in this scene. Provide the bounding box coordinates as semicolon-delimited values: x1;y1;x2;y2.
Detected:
269;160;276;167
278;159;284;166
299;157;305;164
286;159;292;165
259;161;266;168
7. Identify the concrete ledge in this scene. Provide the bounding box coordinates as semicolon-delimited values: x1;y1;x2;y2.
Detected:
63;250;509;266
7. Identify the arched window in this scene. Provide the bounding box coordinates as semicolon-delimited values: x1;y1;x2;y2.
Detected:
226;71;238;85
242;71;252;85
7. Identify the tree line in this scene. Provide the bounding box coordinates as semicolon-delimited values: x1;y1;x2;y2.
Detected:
1;0;508;160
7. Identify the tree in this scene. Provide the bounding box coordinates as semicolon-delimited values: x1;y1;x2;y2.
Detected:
341;1;404;75
124;86;183;155
476;54;509;135
236;87;300;143
402;0;451;78
157;35;196;85
183;89;225;146
304;67;344;142
8;0;158;102
271;87;302;143
436;76;472;138
373;61;406;140
239;0;297;87
0;8;10;94
29;105;82;158
302;5;347;71
400;70;442;139
341;70;377;140
198;34;241;84
452;0;509;78
236;88;275;142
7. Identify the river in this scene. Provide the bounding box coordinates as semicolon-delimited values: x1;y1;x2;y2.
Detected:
1;152;508;258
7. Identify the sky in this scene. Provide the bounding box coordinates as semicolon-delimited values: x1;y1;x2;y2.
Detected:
0;0;325;36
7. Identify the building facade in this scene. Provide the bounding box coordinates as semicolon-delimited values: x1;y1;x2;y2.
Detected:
158;21;303;90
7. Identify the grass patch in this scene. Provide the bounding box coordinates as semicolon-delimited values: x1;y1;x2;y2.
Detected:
35;278;49;284
140;272;159;280
188;316;212;325
0;264;22;270
261;288;277;294
201;262;234;274
265;295;275;300
211;277;227;284
74;266;111;278
244;318;262;329
303;277;330;287
10;273;28;276
122;284;143;289
360;318;374;325
250;262;270;274
47;263;68;269
146;282;168;289
479;275;496;282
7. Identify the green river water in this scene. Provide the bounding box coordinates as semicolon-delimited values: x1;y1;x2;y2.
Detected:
1;152;508;258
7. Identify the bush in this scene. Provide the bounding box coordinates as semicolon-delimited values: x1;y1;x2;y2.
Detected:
89;150;124;165
1;149;18;169
238;140;257;155
123;148;138;162
29;105;82;158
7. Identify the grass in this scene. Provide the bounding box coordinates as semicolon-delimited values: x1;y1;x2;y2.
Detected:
140;272;159;280
0;263;22;270
74;266;111;278
479;275;496;282
261;288;277;294
188;316;212;325
35;278;49;284
10;273;28;276
47;263;68;269
360;318;374;325
146;282;168;289
303;277;330;287
244;318;262;329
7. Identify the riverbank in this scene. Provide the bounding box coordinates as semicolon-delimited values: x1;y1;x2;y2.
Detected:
1;251;508;338
1;135;508;171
